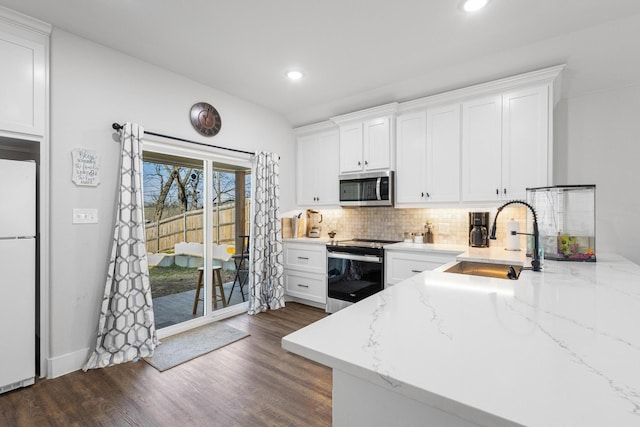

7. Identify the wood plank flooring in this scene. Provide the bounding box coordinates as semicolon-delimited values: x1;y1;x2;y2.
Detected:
0;303;332;427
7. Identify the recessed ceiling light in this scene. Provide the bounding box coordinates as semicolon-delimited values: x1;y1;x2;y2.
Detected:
463;0;488;12
286;70;304;81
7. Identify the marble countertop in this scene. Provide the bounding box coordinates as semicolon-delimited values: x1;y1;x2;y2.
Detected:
384;241;468;254
282;252;640;426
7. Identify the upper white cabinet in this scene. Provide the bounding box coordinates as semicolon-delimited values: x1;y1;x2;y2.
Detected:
332;103;398;174
396;104;461;206
501;86;550;200
461;95;503;202
0;11;49;138
396;112;426;204
295;122;340;206
461;85;550;202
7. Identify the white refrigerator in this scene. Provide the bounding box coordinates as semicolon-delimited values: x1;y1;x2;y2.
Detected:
0;159;36;393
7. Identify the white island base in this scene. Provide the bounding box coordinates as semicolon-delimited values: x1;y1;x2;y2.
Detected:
333;369;505;427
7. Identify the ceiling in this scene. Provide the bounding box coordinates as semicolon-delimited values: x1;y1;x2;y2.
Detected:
2;0;640;127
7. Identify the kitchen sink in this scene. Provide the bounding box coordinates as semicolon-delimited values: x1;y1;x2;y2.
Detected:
443;261;523;280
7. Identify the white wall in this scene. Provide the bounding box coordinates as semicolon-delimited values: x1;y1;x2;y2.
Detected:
555;84;640;265
48;29;295;376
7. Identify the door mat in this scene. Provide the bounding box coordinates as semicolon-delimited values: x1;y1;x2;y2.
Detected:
144;322;249;372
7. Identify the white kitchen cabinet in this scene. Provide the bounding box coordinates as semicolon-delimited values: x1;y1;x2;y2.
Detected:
0;21;47;138
395;112;426;204
501;86;550;200
385;250;456;286
338;122;364;173
396;104;460;206
461;95;503;202
332;103;398;175
295;125;340;206
339;116;392;174
283;241;327;306
284;269;326;304
462;86;551;202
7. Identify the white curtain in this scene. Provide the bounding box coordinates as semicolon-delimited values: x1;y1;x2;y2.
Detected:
248;151;284;315
84;123;157;370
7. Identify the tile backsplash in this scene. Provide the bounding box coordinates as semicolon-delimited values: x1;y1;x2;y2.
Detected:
296;206;528;248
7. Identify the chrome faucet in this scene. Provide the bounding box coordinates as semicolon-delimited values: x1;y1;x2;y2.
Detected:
489;200;541;272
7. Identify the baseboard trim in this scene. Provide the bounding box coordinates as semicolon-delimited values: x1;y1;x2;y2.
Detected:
47;347;89;378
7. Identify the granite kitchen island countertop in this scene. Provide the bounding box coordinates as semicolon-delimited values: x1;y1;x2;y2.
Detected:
282;252;640;426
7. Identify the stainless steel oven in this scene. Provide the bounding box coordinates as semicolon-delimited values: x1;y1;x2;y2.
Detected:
326;239;396;313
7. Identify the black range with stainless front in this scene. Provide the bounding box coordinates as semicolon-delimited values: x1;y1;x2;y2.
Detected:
326;239;398;313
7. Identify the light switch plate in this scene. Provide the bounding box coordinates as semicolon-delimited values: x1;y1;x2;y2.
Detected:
73;208;98;224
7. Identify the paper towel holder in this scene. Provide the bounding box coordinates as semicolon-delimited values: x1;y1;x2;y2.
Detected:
505;218;521;251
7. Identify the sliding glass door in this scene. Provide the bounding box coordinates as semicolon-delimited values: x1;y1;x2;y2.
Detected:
141;141;252;333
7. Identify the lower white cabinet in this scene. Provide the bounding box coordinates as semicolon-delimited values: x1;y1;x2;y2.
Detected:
385;250;456;286
284;269;326;304
283;241;327;306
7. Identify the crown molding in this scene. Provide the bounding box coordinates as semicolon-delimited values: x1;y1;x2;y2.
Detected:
0;5;52;36
293;120;338;136
330;102;399;125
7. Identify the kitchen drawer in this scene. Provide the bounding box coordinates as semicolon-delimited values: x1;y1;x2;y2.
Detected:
284;270;327;304
386;251;455;286
284;242;326;274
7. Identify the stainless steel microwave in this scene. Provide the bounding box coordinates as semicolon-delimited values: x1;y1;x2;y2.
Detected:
339;171;394;207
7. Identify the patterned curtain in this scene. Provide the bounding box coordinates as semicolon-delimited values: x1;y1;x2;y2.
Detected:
83;123;157;370
248;151;284;315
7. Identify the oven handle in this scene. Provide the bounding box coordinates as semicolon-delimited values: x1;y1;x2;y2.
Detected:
327;252;382;263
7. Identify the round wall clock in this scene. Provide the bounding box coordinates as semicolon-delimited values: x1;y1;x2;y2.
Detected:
190;102;222;137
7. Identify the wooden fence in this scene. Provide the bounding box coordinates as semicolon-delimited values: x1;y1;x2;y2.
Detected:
145;201;250;253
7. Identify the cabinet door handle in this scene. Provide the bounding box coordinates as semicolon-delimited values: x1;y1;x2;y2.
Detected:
297;284;309;288
503;188;507;195
421;192;424;198
297;256;309;260
496;188;499;195
426;192;430;198
364;160;368;166
357;161;361;166
411;269;423;273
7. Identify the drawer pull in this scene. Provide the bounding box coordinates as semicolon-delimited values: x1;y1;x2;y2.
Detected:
411;269;423;273
297;256;309;260
297;284;309;288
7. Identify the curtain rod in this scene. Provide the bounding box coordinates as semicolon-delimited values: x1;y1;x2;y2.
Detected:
111;122;255;156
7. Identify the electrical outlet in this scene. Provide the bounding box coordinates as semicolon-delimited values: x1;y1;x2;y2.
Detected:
439;223;450;234
73;208;98;224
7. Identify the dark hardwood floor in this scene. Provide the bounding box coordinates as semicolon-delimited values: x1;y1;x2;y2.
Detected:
0;303;332;427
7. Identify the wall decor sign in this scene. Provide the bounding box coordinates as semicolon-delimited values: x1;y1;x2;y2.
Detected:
72;148;100;186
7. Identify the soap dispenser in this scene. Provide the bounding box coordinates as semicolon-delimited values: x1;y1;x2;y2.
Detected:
424;221;434;244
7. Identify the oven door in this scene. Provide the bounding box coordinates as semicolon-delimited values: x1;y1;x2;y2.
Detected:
327;252;384;303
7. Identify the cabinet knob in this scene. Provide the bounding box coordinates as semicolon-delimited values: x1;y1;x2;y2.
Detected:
357;161;361;166
364;160;368;166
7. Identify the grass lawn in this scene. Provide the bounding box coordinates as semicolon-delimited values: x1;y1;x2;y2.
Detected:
149;265;236;298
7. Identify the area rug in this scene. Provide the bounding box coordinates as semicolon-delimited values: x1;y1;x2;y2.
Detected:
144;322;249;372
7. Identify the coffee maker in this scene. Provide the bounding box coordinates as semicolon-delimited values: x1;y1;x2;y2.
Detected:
469;212;490;247
306;209;323;238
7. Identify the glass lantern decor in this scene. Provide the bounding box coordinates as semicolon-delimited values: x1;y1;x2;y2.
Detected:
526;185;596;262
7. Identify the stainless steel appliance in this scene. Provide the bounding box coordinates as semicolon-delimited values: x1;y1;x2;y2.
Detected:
469;212;490;247
339;171;394;207
326;239;397;313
